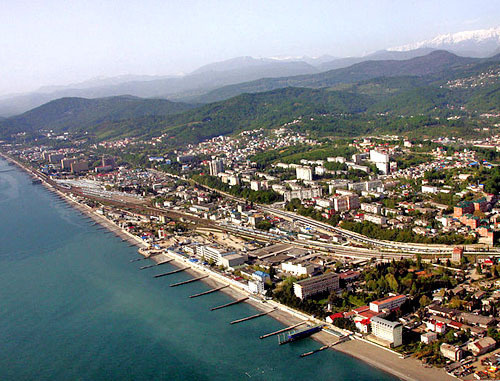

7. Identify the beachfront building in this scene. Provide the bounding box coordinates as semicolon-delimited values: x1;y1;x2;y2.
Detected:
293;273;339;300
196;245;245;267
369;295;407;313
370;316;403;347
440;343;463;361
219;253;248;270
248;280;265;295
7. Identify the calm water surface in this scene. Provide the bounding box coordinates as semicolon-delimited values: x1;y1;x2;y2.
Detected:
0;158;397;380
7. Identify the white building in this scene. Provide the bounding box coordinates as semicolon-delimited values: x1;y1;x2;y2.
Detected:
364;214;387;225
293;273;339;300
370;316;403;347
227;175;239;186
369;295;406;312
296;166;313;181
360;202;382;215
281;261;317;276
248;280;265;294
369;150;390;174
421;185;438;194
196;246;237;265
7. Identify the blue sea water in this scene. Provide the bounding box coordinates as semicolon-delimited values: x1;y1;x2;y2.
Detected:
0;158;397;380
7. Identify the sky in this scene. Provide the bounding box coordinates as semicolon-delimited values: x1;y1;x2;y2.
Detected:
0;0;499;95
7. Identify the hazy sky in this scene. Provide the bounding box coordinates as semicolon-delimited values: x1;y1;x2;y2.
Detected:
0;0;499;95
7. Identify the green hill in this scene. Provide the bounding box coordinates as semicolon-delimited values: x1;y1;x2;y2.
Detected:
2;52;499;144
0;95;197;135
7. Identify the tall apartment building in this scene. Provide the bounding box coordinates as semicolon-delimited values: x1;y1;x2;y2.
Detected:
296;166;313;181
283;186;322;202
70;161;88;173
370;316;403;347
61;157;78;170
48;153;64;164
102;156;115;168
209;159;224;176
293;273;339;300
332;194;360;212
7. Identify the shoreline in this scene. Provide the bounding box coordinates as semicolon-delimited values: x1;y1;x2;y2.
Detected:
0;153;455;381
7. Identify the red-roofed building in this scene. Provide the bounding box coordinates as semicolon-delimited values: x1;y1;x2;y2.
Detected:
338;271;361;282
355;318;371;333
369;295;407;313
447;321;463;331
326;313;344;324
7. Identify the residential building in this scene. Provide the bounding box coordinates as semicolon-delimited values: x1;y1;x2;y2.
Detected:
209;159;224;176
252;271;271;283
48;153;64;164
360;202;382;215
61;157;78;170
70;161;88;173
293;272;339;300
364;214;387;225
296;166;313;181
452;247;463;263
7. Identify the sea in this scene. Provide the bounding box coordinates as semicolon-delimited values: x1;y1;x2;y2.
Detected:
0;158;397;380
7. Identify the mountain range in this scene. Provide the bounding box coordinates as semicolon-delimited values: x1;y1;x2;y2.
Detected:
1;49;498;144
1;26;498;117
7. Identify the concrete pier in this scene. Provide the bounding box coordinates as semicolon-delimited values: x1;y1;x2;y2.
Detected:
230;308;276;325
154;267;190;278
170;275;208;287
259;321;307;339
299;339;345;358
211;297;248;311
140;259;173;270
189;285;228;298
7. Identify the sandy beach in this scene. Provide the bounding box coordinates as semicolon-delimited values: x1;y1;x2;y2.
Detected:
0;152;455;381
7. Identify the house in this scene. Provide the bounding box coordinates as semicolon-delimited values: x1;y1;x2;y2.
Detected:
424;319;447;334
468;337;496;356
326;313;344;324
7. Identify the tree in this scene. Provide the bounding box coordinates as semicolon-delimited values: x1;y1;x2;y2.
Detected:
416;254;422;269
419;295;431;307
386;273;399;293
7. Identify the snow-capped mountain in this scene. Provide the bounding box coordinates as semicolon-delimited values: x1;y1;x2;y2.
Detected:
389;27;500;57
